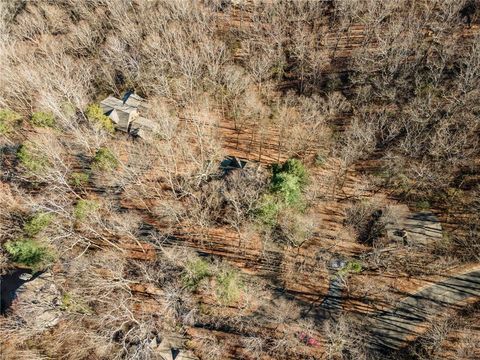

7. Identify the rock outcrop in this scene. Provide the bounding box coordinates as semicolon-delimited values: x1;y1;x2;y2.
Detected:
10;271;62;330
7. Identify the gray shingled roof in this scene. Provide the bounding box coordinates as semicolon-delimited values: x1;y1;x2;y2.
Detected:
124;93;150;112
100;96;123;113
100;92;152;136
130;116;157;138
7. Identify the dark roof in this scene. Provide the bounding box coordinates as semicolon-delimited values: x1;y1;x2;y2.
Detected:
220;156;247;171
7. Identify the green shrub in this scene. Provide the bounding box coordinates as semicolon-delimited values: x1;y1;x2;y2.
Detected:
416;200;431;211
92;147;118;171
17;144;49;173
70;172;90;187
271;159;308;206
338;260;362;277
271;172;303;206
216;268;242;304
74;199;99;221
86;104;115;133
273;158;308;186
182;258;211;290
4;239;54;270
31;111;55;128
24;212;54;237
0;109;22;134
256;194;281;226
61;292;92;314
255;159;308;226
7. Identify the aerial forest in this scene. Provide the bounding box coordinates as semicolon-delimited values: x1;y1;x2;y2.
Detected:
0;1;479;359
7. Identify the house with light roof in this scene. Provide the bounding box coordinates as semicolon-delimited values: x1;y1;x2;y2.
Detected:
100;91;156;138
